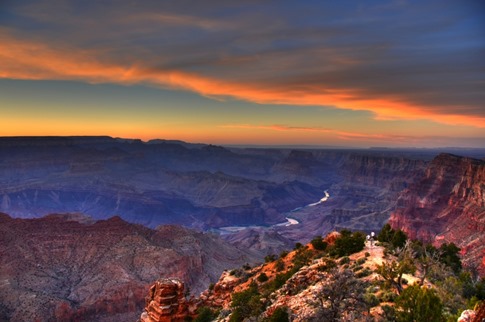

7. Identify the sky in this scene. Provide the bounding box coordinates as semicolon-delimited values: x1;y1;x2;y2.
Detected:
0;0;484;148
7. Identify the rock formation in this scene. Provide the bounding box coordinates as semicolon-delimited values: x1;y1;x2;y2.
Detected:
139;279;195;322
0;213;256;321
389;153;485;274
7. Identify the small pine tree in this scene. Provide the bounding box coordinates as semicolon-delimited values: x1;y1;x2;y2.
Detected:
395;284;444;322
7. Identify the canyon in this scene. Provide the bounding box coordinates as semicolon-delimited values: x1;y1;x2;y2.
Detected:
389;153;485;274
0;137;484;320
0;213;256;321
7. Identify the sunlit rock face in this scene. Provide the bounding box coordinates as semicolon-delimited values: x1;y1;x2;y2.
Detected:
389;153;485;274
139;278;196;322
0;213;256;321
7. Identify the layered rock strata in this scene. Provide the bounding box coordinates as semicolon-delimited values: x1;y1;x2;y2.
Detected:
139;279;196;322
389;153;485;274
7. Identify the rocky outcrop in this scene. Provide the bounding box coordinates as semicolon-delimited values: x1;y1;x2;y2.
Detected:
139;279;195;322
389;153;485;274
0;213;256;321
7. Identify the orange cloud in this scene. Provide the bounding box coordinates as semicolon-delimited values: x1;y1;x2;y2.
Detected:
1;29;484;129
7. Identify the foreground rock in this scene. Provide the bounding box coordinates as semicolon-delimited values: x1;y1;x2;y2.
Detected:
139;278;196;322
0;213;256;321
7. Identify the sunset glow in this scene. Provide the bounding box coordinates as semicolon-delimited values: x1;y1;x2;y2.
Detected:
1;1;484;147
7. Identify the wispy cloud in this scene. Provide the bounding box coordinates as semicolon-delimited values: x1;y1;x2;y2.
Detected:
219;123;485;147
1;0;484;130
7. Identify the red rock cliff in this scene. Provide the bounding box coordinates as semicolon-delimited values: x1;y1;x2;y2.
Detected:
389;153;485;274
139;278;196;322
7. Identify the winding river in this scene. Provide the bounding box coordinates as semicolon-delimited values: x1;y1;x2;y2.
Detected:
274;190;330;227
218;190;330;232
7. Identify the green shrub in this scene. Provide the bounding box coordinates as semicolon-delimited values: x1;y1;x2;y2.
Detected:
364;293;380;307
381;305;396;321
279;250;289;258
380;291;397;303
395;284;444;322
265;270;295;294
194;306;218;322
265;254;277;263
377;223;408;250
230;282;264;321
257;273;269;283
339;256;350;265
333;230;366;257
319;258;337;271
356;258;366;265
311;236;328;251
264;306;289;322
275;259;285;272
439;243;462;274
292;248;313;269
356;268;372;278
353;265;363;272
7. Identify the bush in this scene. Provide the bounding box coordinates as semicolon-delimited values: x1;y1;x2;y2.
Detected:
279;250;289;258
395;284;444;322
294;242;303;250
311;236;328;251
194;306;218;322
292;248;313;269
356;258;366;265
381;305;396;321
380;291;397;303
364;293;380;307
439;243;462;274
391;230;407;249
265;306;289;322
265;254;277;263
319;259;337;272
333;230;366;257
339;256;350;265
356;268;372;278
377;223;408;249
230;282;264;321
275;259;285;272
257;273;269;283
